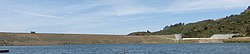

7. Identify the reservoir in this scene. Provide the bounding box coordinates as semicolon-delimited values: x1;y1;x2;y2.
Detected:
0;43;250;54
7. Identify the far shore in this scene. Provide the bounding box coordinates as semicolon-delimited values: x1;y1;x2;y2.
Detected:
0;32;250;46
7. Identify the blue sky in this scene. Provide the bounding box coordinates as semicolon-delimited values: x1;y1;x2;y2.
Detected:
0;0;250;35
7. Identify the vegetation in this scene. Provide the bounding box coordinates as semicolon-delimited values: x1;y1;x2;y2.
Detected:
246;26;250;36
128;6;250;38
223;41;250;43
0;40;14;46
0;33;182;46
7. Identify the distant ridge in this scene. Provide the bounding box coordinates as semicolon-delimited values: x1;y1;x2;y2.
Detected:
0;32;124;36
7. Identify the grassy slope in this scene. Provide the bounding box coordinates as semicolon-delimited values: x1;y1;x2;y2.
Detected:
169;6;250;38
0;32;181;46
154;12;250;38
129;6;250;38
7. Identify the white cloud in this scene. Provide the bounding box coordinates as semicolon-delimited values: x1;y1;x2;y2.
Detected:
0;0;250;34
12;10;61;19
165;0;250;13
82;0;250;16
43;0;250;27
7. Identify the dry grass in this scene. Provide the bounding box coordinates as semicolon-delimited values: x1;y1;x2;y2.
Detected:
223;37;250;43
0;33;180;46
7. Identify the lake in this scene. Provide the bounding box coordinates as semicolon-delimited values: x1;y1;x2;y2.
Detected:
0;43;250;54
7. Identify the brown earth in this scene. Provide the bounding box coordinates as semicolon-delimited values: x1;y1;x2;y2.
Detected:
1;32;247;46
223;37;250;43
0;32;184;46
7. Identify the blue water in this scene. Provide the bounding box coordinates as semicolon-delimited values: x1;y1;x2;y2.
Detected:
0;43;250;54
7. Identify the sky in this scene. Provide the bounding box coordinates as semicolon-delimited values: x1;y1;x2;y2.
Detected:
0;0;250;35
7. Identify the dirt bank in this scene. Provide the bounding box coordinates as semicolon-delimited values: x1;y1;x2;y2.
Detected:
0;33;182;46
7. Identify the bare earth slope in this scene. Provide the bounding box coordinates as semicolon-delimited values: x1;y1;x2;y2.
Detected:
0;32;182;46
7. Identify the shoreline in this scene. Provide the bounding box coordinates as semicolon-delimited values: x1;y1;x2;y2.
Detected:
2;43;250;46
0;32;250;46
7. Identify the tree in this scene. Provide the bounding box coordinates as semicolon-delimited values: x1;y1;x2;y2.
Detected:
248;6;250;9
170;22;185;27
246;27;250;36
146;30;151;33
163;25;170;30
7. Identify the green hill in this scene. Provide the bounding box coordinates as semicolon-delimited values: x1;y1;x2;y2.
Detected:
129;6;250;38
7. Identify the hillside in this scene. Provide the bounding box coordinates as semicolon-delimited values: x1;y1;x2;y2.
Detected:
0;32;185;46
129;6;250;38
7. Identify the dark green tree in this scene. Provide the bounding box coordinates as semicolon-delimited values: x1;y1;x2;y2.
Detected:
163;25;170;30
246;27;250;36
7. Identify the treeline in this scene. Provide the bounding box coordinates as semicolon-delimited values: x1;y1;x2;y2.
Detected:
128;6;250;38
